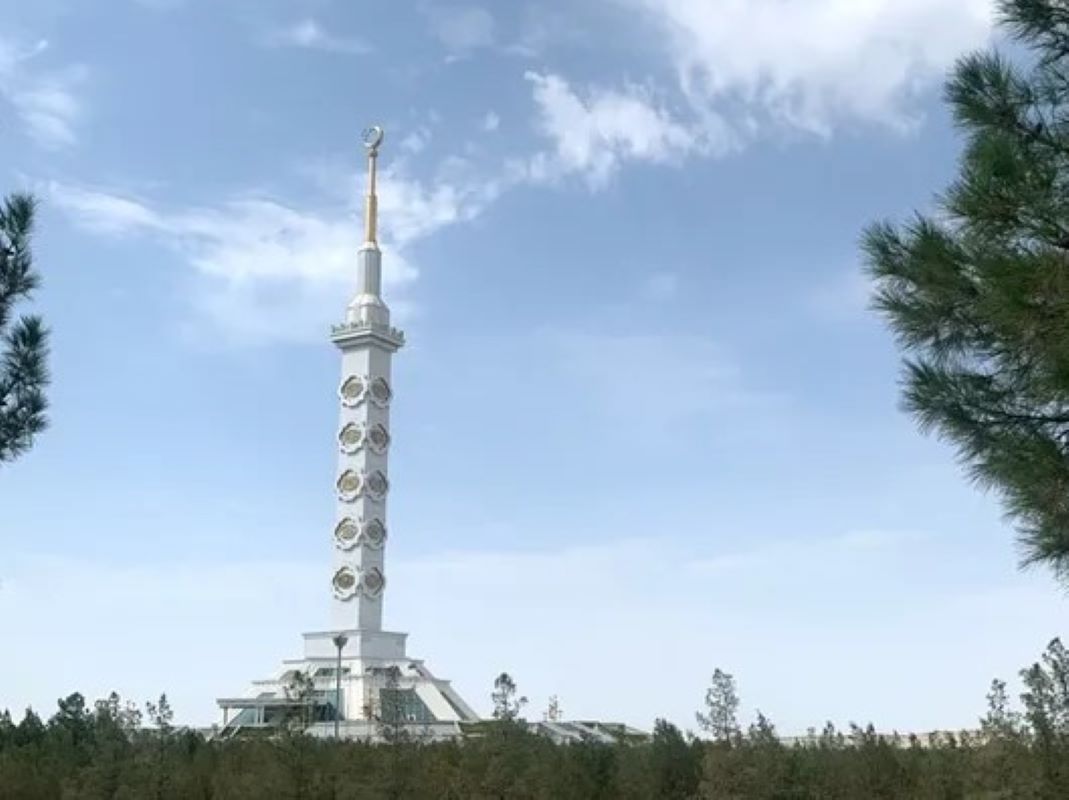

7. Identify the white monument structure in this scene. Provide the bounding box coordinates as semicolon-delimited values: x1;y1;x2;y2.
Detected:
216;127;479;739
216;127;645;745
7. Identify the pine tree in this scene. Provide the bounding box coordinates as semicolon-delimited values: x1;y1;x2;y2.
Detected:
373;665;410;744
981;678;1025;739
491;672;527;723
696;668;740;743
864;0;1069;582
0;193;49;465
648;719;700;800
1020;638;1069;792
282;672;316;731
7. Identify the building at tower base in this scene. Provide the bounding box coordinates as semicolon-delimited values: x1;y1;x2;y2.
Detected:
216;630;479;741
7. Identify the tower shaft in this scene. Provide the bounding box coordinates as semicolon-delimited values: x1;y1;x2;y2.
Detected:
328;127;403;632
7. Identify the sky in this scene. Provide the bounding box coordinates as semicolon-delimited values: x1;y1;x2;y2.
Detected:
1;0;1066;737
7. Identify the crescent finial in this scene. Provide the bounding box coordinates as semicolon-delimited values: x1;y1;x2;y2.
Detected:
361;125;383;245
362;125;385;155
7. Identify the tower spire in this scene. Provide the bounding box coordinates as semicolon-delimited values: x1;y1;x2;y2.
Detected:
362;125;384;248
348;126;389;327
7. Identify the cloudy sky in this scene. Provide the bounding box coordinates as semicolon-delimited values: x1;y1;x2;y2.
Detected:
2;0;1065;736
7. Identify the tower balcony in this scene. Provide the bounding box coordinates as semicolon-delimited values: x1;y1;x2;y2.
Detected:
331;320;405;352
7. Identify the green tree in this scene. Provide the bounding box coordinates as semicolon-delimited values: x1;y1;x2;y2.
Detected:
372;665;410;745
490;672;527;723
283;671;317;731
865;0;1069;582
978;678;1036;796
696;668;740;743
143;694;176;800
14;708;45;747
648;719;700;800
50;692;93;750
145;693;174;737
0;193;49;465
1019;637;1069;794
0;709;14;749
982;678;1025;739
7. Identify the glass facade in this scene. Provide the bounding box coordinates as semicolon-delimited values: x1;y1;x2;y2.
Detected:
379;688;435;724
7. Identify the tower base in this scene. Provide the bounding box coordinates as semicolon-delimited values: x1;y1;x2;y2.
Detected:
216;629;479;741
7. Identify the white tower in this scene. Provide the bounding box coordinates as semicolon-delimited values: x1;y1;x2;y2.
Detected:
217;127;479;739
329;126;402;633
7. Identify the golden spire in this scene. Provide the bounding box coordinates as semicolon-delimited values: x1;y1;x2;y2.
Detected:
361;125;384;246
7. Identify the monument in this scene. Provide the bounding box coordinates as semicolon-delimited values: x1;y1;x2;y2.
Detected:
216;127;479;740
216;127;646;745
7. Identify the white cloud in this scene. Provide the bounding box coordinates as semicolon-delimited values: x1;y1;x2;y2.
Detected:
378;163;501;243
523;71;734;187
628;0;995;135
49;160;502;343
511;0;994;188
264;19;371;55
481;110;500;132
50;184;164;235
427;5;496;54
0;37;85;148
51;187;408;344
399;126;431;154
50;185;395;343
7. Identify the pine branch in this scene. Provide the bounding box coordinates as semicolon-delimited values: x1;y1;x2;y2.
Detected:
865;6;1069;584
0;193;48;465
999;0;1069;64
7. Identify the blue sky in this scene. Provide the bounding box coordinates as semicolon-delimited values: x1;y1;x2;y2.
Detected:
1;0;1065;735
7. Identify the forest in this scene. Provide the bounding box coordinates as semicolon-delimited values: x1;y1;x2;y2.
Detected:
2;638;1068;799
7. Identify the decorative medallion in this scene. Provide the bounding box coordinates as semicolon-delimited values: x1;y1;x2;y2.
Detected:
332;567;359;600
360;567;386;598
362;518;387;549
339;376;367;407
365;470;389;500
336;470;363;501
338;422;365;454
334;518;360;550
369;377;392;407
367;424;390;454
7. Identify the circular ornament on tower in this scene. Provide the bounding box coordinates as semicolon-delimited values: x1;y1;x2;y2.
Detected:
365;470;389;500
369;377;392;407
367;424;390;454
332;567;359;600
339;375;367;407
361;518;387;549
336;470;363;501
334;518;360;550
360;567;386;598
338;422;365;454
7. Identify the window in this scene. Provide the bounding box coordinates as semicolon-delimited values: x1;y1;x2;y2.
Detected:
379;688;435;724
315;667;351;678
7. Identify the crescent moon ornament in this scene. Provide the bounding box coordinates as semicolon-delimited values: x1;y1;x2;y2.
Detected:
360;124;383;244
362;125;385;153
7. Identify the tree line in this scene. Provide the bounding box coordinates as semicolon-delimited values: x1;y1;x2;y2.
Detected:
2;637;1068;799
